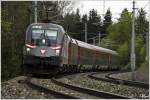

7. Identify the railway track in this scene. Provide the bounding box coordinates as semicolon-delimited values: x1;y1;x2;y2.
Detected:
24;73;131;99
25;75;106;99
88;72;149;89
24;71;148;99
106;72;149;89
52;74;131;99
25;77;79;99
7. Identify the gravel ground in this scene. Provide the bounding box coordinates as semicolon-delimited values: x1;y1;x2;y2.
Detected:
1;76;56;99
1;72;149;99
109;72;149;83
58;72;149;99
1;75;101;99
31;77;100;99
108;72;134;80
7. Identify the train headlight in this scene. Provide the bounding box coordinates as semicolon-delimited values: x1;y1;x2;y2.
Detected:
56;50;60;55
42;39;45;44
26;48;30;52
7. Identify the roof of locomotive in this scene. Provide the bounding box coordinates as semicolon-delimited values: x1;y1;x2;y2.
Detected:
27;23;65;34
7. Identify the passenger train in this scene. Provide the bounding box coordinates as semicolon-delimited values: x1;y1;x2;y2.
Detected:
23;23;119;75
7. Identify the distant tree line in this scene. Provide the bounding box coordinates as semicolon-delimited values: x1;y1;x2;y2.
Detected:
101;8;149;70
1;1;148;81
62;8;112;43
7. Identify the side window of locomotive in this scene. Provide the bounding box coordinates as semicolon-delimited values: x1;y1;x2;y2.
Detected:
45;30;57;41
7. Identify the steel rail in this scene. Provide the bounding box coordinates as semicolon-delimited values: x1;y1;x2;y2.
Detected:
52;76;131;99
106;72;149;89
25;77;80;99
88;72;148;89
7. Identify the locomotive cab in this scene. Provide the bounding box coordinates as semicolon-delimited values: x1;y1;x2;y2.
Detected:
23;23;65;74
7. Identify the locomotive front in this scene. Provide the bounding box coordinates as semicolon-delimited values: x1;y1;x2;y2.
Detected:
23;23;64;74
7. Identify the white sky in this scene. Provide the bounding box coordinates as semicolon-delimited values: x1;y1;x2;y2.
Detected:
73;0;149;21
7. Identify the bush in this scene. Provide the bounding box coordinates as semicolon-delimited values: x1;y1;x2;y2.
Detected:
117;42;130;66
135;34;145;67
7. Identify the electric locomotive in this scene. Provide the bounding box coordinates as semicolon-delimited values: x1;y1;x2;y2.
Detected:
23;23;119;75
23;23;66;74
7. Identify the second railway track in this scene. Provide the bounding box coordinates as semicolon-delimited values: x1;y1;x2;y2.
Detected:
88;71;149;89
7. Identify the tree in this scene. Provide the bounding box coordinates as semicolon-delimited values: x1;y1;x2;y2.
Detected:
102;8;112;36
136;8;148;42
135;34;145;66
74;9;82;40
101;8;147;69
1;1;30;81
101;8;132;67
87;9;101;43
134;8;148;66
63;9;82;40
81;14;88;41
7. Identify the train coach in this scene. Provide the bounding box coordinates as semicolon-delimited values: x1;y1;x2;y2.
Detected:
23;23;119;75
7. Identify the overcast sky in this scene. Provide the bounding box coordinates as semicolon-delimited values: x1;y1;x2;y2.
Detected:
72;0;149;21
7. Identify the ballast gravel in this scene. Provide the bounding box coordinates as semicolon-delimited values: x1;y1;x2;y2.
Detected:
1;72;149;99
58;72;149;99
1;76;56;99
31;77;100;99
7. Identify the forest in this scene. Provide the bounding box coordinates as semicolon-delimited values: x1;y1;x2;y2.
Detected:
1;1;149;81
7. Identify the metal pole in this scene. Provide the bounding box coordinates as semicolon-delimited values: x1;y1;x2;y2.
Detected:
34;1;37;23
146;32;149;61
147;0;150;63
85;23;87;43
131;0;136;81
93;38;95;45
103;0;105;17
99;32;101;45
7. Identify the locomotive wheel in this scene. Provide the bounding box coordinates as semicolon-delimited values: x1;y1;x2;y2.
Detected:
77;65;80;72
64;65;67;73
62;65;66;73
70;65;74;73
71;65;74;73
97;65;101;71
74;66;77;73
59;66;64;74
95;65;99;72
73;65;77;73
67;65;70;73
91;66;94;72
75;66;78;73
72;65;76;73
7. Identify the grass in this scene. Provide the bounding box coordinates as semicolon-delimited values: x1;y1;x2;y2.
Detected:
135;61;149;83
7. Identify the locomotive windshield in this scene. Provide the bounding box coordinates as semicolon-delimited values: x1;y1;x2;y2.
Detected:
45;30;57;40
31;29;58;46
32;29;44;39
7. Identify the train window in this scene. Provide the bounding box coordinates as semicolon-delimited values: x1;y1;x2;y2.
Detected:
45;30;57;40
32;29;44;39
